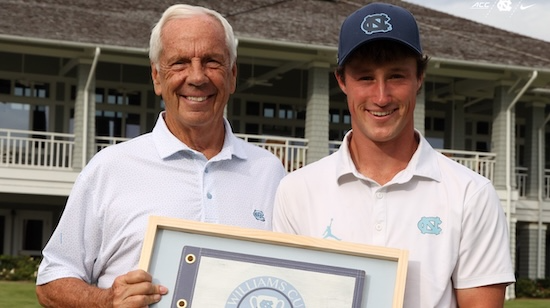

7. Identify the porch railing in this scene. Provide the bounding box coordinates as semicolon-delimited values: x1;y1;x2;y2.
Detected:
95;136;129;152
0;128;74;169
437;149;496;181
516;167;528;197
235;134;308;172
4;128;548;198
515;166;550;199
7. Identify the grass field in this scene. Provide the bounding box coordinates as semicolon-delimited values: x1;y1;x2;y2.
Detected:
0;281;40;308
505;298;550;308
1;280;549;307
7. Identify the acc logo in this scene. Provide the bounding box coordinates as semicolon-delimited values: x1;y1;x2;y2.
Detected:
471;2;491;9
225;276;305;308
417;216;442;235
361;13;392;35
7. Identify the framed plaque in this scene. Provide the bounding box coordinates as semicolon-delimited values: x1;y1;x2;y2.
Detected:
139;216;408;308
172;246;365;307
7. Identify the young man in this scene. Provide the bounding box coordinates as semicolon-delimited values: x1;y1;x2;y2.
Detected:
36;4;286;307
273;3;515;307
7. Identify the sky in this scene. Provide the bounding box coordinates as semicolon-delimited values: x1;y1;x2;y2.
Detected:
403;0;550;43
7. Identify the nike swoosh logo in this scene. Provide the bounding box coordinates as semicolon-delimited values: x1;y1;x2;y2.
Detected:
520;4;535;10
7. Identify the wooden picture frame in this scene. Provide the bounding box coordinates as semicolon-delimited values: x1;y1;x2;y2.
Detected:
139;216;408;308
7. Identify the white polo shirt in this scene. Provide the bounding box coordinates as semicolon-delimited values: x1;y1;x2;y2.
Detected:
37;112;286;288
273;130;514;308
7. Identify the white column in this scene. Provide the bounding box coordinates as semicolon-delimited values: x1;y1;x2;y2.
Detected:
414;84;425;135
446;100;465;150
506;217;517;300
492;85;518;300
492;85;515;190
525;102;545;198
517;223;547;279
305;61;330;164
72;60;96;169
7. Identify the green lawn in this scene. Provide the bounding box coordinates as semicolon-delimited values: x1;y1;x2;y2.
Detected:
0;281;41;308
505;298;550;308
1;280;549;307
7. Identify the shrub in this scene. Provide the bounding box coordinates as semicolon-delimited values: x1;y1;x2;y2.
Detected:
0;255;41;281
516;277;550;298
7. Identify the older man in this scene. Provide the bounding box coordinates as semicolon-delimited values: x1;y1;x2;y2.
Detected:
36;4;286;307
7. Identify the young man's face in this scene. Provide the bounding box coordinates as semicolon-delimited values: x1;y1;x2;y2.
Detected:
151;15;237;131
335;54;423;144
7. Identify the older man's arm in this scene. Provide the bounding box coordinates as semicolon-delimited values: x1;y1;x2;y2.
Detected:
36;270;168;308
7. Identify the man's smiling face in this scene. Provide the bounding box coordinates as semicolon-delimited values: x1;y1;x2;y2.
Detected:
336;54;422;144
151;15;237;131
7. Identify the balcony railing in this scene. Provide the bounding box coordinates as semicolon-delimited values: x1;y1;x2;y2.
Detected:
95;136;129;152
0;128;74;169
515;166;550;198
437;149;496;180
235;134;307;172
516;167;528;197
3;128;547;198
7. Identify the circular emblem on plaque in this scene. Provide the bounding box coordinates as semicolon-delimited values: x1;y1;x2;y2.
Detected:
225;276;305;308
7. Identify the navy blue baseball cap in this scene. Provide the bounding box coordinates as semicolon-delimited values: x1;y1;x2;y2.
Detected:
337;2;422;66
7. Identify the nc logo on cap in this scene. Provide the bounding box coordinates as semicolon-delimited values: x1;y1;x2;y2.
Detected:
361;13;392;35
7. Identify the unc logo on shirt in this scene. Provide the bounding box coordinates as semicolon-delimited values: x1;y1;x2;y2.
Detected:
361;13;393;35
225;276;305;307
417;216;442;235
253;210;265;222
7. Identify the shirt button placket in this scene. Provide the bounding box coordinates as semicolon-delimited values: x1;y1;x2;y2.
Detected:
203;163;217;223
373;188;386;245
